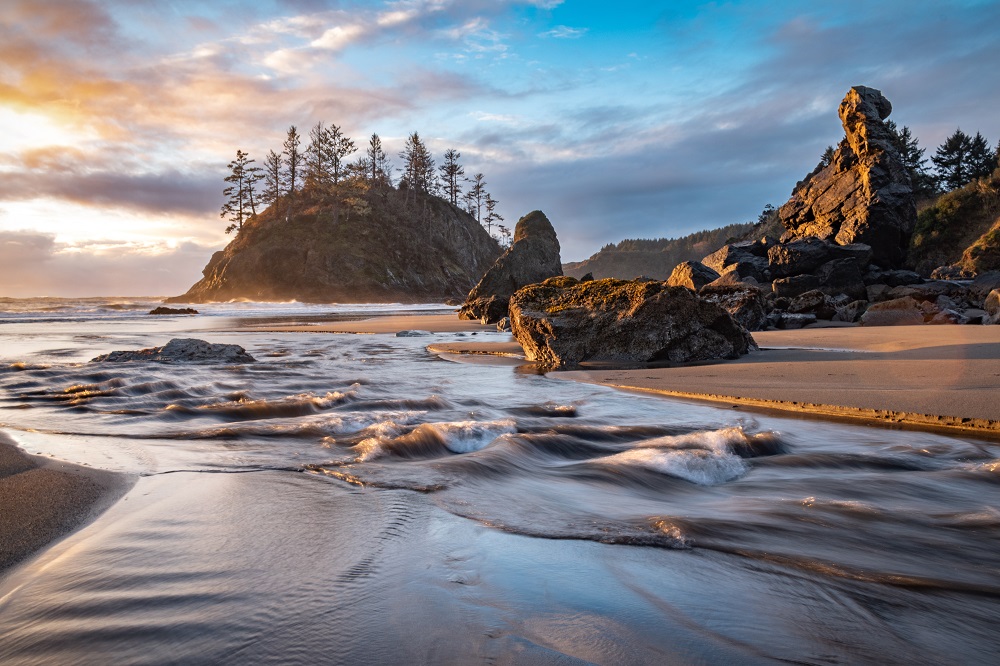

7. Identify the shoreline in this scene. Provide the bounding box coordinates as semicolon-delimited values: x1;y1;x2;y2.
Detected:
0;431;134;576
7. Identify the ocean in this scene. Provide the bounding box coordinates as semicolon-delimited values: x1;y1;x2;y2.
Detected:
1;297;998;664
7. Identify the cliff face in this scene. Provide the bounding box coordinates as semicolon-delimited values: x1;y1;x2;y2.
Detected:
169;187;501;303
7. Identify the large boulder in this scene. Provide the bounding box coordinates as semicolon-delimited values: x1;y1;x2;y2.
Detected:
667;261;720;291
92;338;256;363
509;278;755;370
459;210;562;324
778;86;917;268
984;290;1000;325
699;283;768;331
701;242;770;282
859;297;924;327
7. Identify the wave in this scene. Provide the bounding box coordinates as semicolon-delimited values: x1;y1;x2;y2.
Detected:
352;419;517;462
165;390;356;421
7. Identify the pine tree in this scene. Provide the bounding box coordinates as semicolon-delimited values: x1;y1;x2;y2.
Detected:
283;125;305;197
245;162;264;217
932;129;971;191
260;149;283;210
439;149;465;205
484;192;503;237
221;149;253;234
400;132;435;194
819;145;835;168
305;121;333;190
887;121;936;198
365;133;391;185
967;131;995;182
465;173;486;224
327;124;356;184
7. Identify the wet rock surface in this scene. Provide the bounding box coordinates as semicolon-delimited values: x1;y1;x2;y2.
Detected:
92;338;256;363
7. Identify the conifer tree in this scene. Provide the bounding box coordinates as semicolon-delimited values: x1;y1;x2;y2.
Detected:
305;121;333;190
283;125;305;196
484;192;503;237
400;132;435;193
245;162;264;217
886;121;936;198
221;149;253;234
967;131;995;182
439;149;465;205
327;124;356;184
365;133;391;185
260;149;283;210
465;173;486;224
932;129;971;191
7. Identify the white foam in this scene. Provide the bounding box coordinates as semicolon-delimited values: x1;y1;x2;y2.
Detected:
598;447;747;485
635;426;750;454
425;419;517;453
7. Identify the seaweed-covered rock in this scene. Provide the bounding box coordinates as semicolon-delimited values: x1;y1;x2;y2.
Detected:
508;278;755;369
91;338;255;363
459;210;562;324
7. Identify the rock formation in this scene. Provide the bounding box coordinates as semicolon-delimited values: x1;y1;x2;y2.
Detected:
508;277;754;370
458;210;563;324
149;307;198;315
169;188;500;303
92;338;256;363
778;86;916;268
666;261;719;291
699;283;768;331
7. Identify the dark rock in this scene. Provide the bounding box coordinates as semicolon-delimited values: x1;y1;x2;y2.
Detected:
667;261;720;291
931;265;976;280
773;313;817;329
508;279;755;370
787;290;837;320
459;210;563;324
580;272;594;282
91;338;255;363
866;283;893;303
767;238;836;278
815;258;867;300
444;298;462;307
859;297;924;326
887;281;969;304
778;86;916;267
701;244;769;281
395;330;431;337
833;300;869;323
772;274;821;298
149;306;198;315
496;317;512;332
699;283;768;331
970;272;1000;301
928;310;967;325
704;265;761;289
864;269;923;287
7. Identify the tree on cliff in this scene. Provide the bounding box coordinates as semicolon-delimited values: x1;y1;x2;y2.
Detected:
283;125;305;196
245;161;264;217
399;132;435;194
886;121;936;198
931;129;992;191
484;192;503;237
364;133;391;185
261;149;283;209
327;124;356;185
305;121;333;190
465;173;486;224
221;149;254;234
439;149;465;205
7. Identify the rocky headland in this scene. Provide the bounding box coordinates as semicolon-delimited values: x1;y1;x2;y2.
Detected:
169;187;500;303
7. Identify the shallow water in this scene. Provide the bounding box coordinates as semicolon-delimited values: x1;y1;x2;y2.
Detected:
1;298;998;664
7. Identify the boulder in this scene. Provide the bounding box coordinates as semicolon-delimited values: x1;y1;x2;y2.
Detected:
970;272;1000;301
91;338;256;363
787;290;837;320
984;290;1000;325
767;238;837;278
508;278;755;369
815;258;867;300
864;269;923;287
833;300;869;323
772;274;821;298
667;261;720;291
886;281;970;305
931;265;976;280
771;313;817;329
701;243;769;281
859;297;924;327
704;264;761;289
459;210;563;324
496;317;512;332
699;283;768;331
778;86;917;267
149;306;198;315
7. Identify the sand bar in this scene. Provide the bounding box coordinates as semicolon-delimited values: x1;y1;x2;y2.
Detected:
245;313;492;335
558;325;1000;434
0;432;133;574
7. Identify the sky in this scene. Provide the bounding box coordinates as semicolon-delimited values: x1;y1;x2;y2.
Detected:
1;0;999;297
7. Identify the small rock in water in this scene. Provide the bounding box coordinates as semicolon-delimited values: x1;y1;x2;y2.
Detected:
148;306;199;315
91;338;255;363
395;330;431;337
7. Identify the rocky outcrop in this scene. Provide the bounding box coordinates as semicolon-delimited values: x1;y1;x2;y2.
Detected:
92;338;255;363
778;86;916;268
169;187;500;303
699;283;768;331
458;210;562;324
666;261;719;291
508;277;754;369
149;307;198;315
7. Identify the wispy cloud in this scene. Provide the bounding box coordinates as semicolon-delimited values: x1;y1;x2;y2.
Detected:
540;25;587;39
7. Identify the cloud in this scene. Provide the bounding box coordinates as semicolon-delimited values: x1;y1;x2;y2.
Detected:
540;25;587;39
0;231;215;297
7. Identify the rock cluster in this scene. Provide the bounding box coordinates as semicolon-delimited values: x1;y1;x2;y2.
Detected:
458;210;563;324
92;338;256;363
149;307;198;315
508;276;755;370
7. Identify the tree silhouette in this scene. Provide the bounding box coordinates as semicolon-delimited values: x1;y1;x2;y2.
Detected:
327;124;356;184
283;125;305;197
260;149;283;210
365;133;391;185
465;173;486;224
439;149;465;205
968;131;995;182
221;149;253;234
484;192;503;237
400;132;435;194
932;129;972;191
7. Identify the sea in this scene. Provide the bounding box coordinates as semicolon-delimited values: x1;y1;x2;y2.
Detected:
0;297;998;665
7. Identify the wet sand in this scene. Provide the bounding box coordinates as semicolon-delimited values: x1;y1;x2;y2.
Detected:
0;432;133;574
247;313;493;335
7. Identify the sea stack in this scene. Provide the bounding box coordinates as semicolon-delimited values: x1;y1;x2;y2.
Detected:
778;86;917;267
458;210;563;324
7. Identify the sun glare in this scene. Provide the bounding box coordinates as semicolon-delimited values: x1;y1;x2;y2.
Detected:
0;106;95;154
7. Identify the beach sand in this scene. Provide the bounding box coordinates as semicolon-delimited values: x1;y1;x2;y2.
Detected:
246;313;493;335
0;432;133;574
431;324;1000;435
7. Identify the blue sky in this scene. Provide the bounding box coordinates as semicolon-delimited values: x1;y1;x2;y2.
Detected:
1;0;998;296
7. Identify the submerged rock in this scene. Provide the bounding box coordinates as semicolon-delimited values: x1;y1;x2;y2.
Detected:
149;306;198;315
459;210;563;324
92;338;256;363
778;86;916;268
508;277;755;370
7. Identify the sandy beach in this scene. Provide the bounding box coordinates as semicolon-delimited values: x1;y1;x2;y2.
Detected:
429;324;1000;434
0;432;133;573
246;313;494;335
